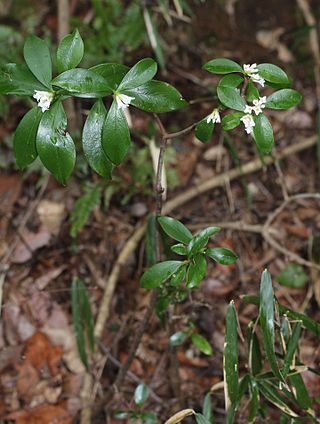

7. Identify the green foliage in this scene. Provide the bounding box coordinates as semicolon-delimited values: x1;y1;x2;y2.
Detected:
276;263;308;288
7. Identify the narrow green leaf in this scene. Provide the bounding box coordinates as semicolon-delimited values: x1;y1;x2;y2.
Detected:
71;278;88;368
257;63;291;88
188;227;221;256
123;80;187;113
195;414;211;424
134;382;149;406
206;247;238;265
158;216;192;244
13;107;42;168
195;118;215;143
217;75;246;112
246;324;262;376
90;63;129;91
0;63;47;96
203;58;243;75
276;263;308;288
221;112;244;131
169;331;189;347
202;392;213;422
118;58;157;91
186;254;207;288
36;100;75;184
289;373;312;411
265;89;302;110
82;99;113;178
56;28;84;73
140;260;183;289
191;333;212;356
259;270;283;380
258;381;298;417
23;35;52;87
77;278;95;353
246;80;260;102
283;321;302;377
52;69;112;97
253;113;274;154
102;100;131;165
224;301;239;406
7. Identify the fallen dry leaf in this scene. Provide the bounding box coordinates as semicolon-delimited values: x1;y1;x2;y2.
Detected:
37;200;65;236
11;228;51;264
16;362;39;401
24;332;62;375
256;28;295;63
34;265;67;290
7;403;72;424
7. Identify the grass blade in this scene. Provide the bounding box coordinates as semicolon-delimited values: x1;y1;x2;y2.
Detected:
224;301;239;411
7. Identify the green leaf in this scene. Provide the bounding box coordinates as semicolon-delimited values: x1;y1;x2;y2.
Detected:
24;35;52;87
134;382;149;406
123;80;187;113
195;118;215;143
191;333;212;356
170;264;187;286
71;278;88;368
140;260;183;289
118;58;157;91
246;324;262;376
91;63;129;91
13;107;42;168
202;392;213;422
76;278;95;353
140;411;158;424
169;331;189;347
257;63;291;88
206;248;237;265
186;254;207;288
188;227;221;256
224;301;239;406
158;216;192;244
0;63;47;95
258;381;298;417
203;58;243;75
221;112;244;131
283;321;302;377
36;100;75;184
171;244;188;256
114;410;129;419
52;69;112;97
265;89;302;110
102;99;131;165
276;263;308;289
56;28;84;73
82;100;113;178
246;80;260;102
195;414;211;424
248;378;260;422
259;270;283;381
289;373;312;411
253;113;274;154
217;75;246;112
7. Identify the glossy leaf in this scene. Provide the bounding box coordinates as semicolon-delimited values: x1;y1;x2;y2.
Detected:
186;254;207;288
253;113;274;154
170;264;186;286
140;260;183;288
258;381;298;417
195;118;215;143
283;321;302;377
203;58;243;74
224;301;239;406
171;243;188;256
0;63;47;96
217;75;246;112
158;216;192;244
191;333;212;356
188;227;221;256
13;107;42;168
248;378;260;422
246;80;260;102
102;100;131;165
118;58;157;91
276;263;308;288
195;414;211;424
265;89;302;109
36;101;75;184
257;63;291;88
52;69;112;97
23;35;52;87
221;112;244;131
289;373;312;411
56;28;84;73
82;99;113;178
91;63;129;91
202;392;213;423
247;324;262;376
123;80;187;113
134;382;149;406
169;331;188;347
206;248;237;265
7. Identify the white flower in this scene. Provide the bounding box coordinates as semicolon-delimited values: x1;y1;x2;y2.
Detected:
240;113;255;134
243;63;265;87
244;105;253;114
252;96;267;115
206;108;221;124
114;92;135;110
33;90;54;112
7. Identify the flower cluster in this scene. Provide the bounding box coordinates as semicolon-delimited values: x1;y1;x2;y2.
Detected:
33;90;54;112
243;63;265;87
240;96;266;134
114;92;135;110
206;108;221;124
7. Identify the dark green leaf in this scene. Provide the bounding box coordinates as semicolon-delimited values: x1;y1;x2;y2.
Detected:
221;112;244;131
102;100;131;165
188;227;221;256
217;75;246;112
76;278;95;353
82;100;113;178
13;107;42;168
90;63;129;91
277;263;308;289
246;80;260;102
114;410;129;419
206;248;237;265
36;100;75;184
52;69;112;97
71;278;88;368
202;392;213;422
258;381;298;417
171;244;188;256
257;63;291;88
23;35;52;87
195;413;211;424
283;321;302;377
0;63;47;95
203;58;243;75
259;270;283;380
56;28;84;73
289;373;312;411
169;331;189;347
170;264;186;286
224;301;239;405
253;113;274;154
195;118;215;143
158;216;192;244
246;324;262;376
118;58;157;91
265;89;302;109
140;260;183;288
191;333;212;356
134;382;149;406
186;254;207;288
248;378;260;422
123;80;187;113
140;411;157;424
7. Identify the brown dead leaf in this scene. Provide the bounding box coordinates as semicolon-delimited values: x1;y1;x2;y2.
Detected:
11;228;51;264
256;28;295;62
201;278;236;297
16;362;39;401
284;224;310;239
7;403;71;424
37;200;65;236
34;266;67;290
176;151;198;186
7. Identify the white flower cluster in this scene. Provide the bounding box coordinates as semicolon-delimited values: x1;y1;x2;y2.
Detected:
243;63;265;87
240;96;266;134
33;90;54;112
114;92;135;110
206;108;221;124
